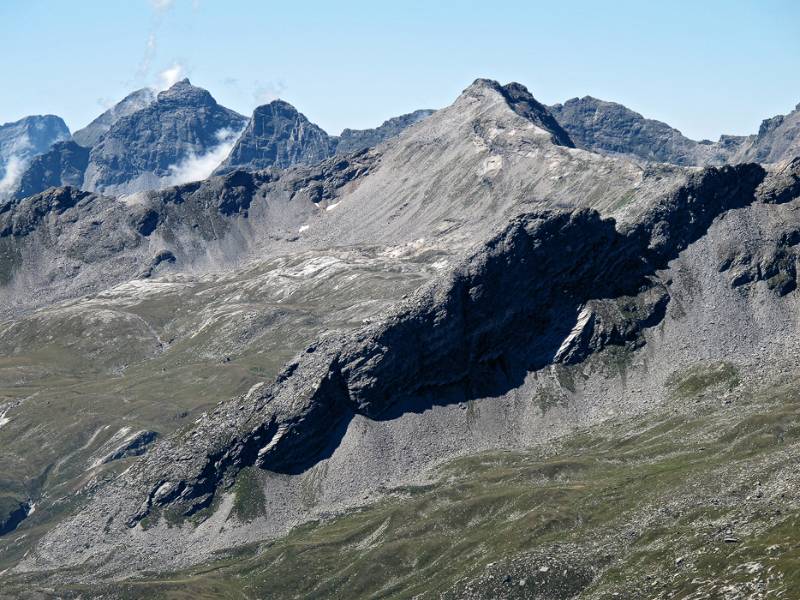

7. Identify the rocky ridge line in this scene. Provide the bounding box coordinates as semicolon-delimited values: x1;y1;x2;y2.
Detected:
62;161;787;531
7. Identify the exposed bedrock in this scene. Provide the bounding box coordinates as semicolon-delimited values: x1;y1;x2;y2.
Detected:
117;162;780;526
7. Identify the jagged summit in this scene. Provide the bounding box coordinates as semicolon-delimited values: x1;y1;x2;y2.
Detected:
549;95;800;167
216;102;435;175
548;95;731;166
11;140;89;200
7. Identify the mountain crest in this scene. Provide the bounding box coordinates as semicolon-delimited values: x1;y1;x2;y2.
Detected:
462;78;575;147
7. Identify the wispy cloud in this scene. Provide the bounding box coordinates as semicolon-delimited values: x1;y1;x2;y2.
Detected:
136;31;160;81
163;127;241;187
0;156;27;198
158;63;186;90
135;0;181;83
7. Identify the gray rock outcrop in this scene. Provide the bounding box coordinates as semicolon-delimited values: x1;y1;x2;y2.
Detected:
731;103;800;164
334;109;434;155
214;100;335;175
549;96;731;165
11;141;89;200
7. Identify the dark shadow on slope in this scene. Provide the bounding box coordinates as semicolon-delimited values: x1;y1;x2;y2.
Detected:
265;163;767;456
135;163;773;521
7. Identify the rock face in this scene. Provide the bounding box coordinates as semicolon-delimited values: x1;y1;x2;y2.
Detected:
0;115;70;192
731;103;800;164
214;101;335;175
72;88;156;148
550;96;800;167
81;79;247;195
549;96;730;166
495;81;574;147
334;109;434;155
11;141;89;200
216;103;436;175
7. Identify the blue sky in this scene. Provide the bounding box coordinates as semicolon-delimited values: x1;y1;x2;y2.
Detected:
1;0;798;140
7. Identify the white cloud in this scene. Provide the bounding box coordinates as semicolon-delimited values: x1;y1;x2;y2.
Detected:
135;0;180;81
163;128;241;187
0;156;27;198
158;63;186;90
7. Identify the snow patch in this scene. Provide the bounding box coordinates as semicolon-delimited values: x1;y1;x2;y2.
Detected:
325;201;341;211
299;224;310;233
0;409;10;428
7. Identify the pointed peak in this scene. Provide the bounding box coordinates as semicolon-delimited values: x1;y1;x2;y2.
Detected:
456;78;574;148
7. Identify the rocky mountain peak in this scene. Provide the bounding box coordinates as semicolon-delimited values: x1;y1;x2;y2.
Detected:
460;78;574;147
80;81;247;195
213;99;333;175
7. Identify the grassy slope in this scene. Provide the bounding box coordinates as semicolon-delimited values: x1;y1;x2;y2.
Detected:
0;250;437;574
13;362;797;599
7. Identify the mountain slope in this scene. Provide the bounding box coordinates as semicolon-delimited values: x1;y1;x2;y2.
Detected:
71;88;156;148
11;141;90;200
81;79;247;195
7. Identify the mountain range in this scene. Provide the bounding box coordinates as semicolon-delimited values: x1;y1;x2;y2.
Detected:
0;77;800;598
3;79;800;206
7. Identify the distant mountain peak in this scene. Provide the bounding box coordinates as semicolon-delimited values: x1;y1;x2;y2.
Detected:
80;81;247;195
0;115;70;193
72;88;156;147
214;100;333;175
